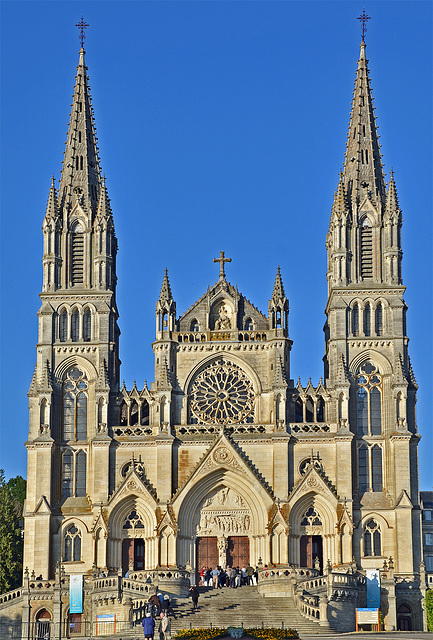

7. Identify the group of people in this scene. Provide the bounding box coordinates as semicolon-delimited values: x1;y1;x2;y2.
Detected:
200;565;258;588
142;589;173;640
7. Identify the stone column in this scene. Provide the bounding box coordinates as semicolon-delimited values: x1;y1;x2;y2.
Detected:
52;563;63;640
21;568;31;640
319;595;330;627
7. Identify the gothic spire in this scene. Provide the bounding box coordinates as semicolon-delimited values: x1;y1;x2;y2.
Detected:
59;47;102;217
343;40;386;209
158;268;173;305
44;176;59;222
271;266;286;302
385;170;401;220
95;176;113;225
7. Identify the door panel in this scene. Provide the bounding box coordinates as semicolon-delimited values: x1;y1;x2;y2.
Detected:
227;536;250;568
196;537;218;572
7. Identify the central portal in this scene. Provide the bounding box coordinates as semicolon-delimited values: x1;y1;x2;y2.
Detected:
122;538;144;574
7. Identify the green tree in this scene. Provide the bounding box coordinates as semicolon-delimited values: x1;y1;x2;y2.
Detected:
0;470;26;594
426;589;433;632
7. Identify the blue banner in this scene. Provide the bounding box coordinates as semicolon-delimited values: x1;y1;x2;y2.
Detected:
69;574;83;613
366;569;380;608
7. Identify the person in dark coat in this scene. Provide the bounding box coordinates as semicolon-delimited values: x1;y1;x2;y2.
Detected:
148;593;161;615
189;585;199;611
142;613;155;640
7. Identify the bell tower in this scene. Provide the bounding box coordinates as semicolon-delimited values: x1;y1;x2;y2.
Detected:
324;30;420;574
24;43;120;579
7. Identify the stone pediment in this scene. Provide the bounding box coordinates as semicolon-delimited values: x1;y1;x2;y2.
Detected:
108;469;158;509
172;432;274;506
396;490;413;509
157;505;178;534
267;502;290;534
91;507;109;537
34;495;52;515
178;278;268;332
288;465;338;507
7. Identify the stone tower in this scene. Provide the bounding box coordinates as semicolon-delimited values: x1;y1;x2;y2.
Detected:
16;31;426;635
324;39;421;574
24;47;120;577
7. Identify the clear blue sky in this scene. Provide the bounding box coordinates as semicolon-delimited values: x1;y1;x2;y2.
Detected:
1;1;432;491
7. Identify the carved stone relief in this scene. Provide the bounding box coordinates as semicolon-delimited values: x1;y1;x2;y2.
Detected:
195;486;251;537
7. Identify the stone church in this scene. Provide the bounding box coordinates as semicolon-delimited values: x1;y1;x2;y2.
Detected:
15;29;427;634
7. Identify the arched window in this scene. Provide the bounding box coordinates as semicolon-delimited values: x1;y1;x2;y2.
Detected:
356;362;382;435
244;318;254;331
360;218;373;279
83;309;91;341
363;304;371;336
71;310;80;342
60;310;68;342
62;367;88;441
305;397;314;422
363;520;381;557
120;400;128;426
130;400;139;426
71;223;84;285
62;451;73;497
316;397;325;422
40;399;48;431
75;451;87;497
190;319;199;332
352;304;360;336
64;524;82;562
375;303;383;336
295;397;303;422
141;401;149;426
358;443;383;493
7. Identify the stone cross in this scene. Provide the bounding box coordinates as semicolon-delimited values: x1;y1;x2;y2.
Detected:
76;16;89;48
213;251;231;279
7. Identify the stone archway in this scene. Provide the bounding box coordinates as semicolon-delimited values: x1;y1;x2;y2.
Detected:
175;467;271;574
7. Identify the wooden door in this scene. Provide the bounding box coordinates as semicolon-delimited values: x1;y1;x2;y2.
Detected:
227;536;250;568
134;538;145;570
122;539;134;574
300;535;322;570
196;537;218;574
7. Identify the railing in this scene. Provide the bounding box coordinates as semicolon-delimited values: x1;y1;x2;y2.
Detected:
0;586;23;606
258;566;320;581
175;330;271;344
176;423;270;436
295;592;321;622
288;422;337;434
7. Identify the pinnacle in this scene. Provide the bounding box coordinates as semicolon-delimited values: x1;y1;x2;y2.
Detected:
271;266;286;301
158;268;173;303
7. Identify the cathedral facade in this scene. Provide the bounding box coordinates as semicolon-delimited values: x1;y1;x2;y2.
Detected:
21;33;426;632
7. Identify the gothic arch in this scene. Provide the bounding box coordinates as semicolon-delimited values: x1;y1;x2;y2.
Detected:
108;496;157;539
289;493;337;537
55;516;90;535
175;467;270;536
54;356;98;383
349;350;392;377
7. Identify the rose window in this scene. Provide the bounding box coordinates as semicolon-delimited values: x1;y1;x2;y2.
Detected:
190;359;255;425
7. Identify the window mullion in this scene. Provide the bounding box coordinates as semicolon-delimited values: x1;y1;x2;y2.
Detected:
368;446;373;492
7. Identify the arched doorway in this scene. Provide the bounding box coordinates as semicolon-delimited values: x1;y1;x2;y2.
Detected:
121;509;145;573
397;604;412;631
36;608;51;639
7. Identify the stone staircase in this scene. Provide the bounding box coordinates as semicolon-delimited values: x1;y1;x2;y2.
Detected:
167;585;336;636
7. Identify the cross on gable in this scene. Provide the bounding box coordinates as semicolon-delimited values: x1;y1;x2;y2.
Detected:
213;251;231;279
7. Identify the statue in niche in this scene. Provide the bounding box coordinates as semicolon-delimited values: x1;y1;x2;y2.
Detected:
218;536;228;565
215;305;231;330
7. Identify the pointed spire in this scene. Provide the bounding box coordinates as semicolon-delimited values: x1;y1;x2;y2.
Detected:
44;176;59;222
330;172;348;221
97;359;110;390
28;365;38;397
158;268;173;304
394;353;407;386
59;46;102;216
159;357;173;390
385;169;401;219
40;360;53;392
336;354;350;386
272;266;286;301
96;176;113;223
342;40;386;208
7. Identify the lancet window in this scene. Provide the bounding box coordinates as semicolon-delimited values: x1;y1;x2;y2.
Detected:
363;519;381;557
352;304;360;336
60;310;68;342
358;443;383;493
363;304;371;336
360;219;373;279
375;303;383;336
62;449;87;498
63;367;88;441
64;524;82;561
356;362;382;435
71;223;84;285
83;309;91;341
